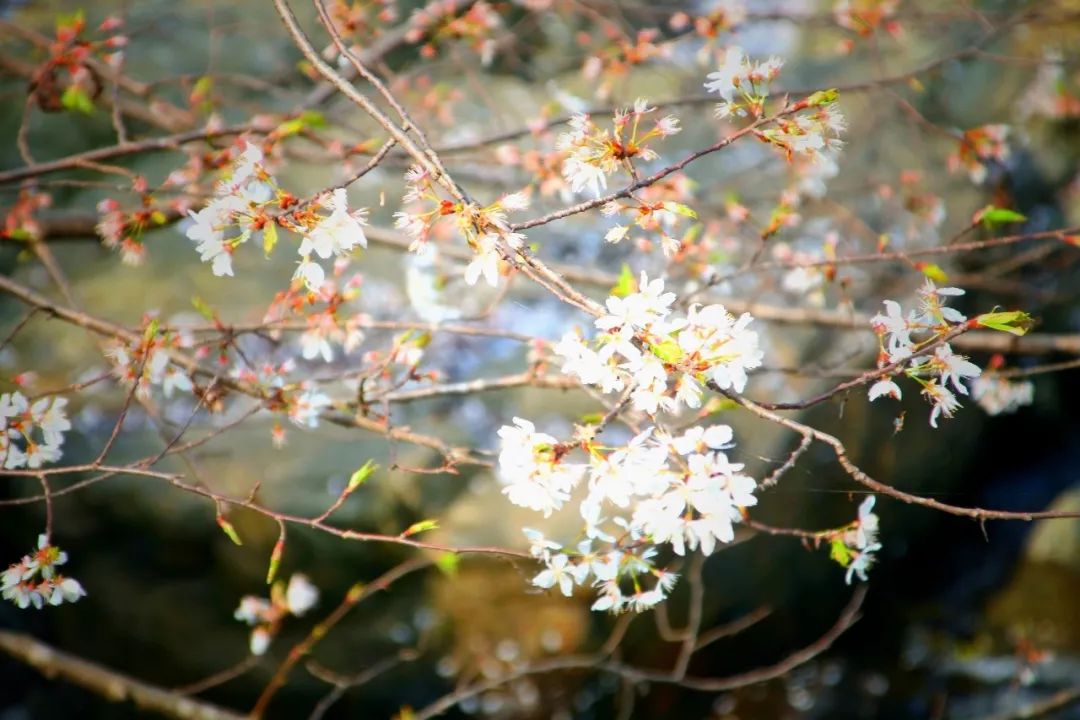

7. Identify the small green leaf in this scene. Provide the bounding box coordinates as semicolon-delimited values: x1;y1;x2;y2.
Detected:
142;318;160;343
191;296;216;321
806;88;839;106
978;205;1027;228
578;412;604;426
217;516;243;546
976;310;1035;336
61;86;94;114
918;263;949;283
435;552;459;576
5;228;33;242
56;9;85;33
829;539;852;567
266;538;284;584
347;459;377;492
662;201;698;220
263;222;278;257
298;110;326;128
611;263;636;298
150;210;168;226
401;519;438;538
650;339;684;364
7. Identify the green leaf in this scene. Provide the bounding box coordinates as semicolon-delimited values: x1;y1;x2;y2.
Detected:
61;86;94;114
806;88;839;106
191;296;216;321
976;310;1035;336
650;339;684;364
150;210;168;226
56;9;85;33
347;459;377;492
5;228;33;242
266;538;284;584
434;552;459;577
611;263;636;298
578;412;604;426
401;519;438;538
262;222;278;257
662;201;698;220
274;110;326;138
217;516;243;546
918;263;948;283
142;318;160;343
298;110;326;128
829;539;852;567
978;205;1027;228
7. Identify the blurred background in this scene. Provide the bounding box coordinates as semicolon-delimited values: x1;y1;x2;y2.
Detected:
2;0;1079;718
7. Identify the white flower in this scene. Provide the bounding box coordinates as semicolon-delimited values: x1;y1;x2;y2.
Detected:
294;259;326;292
234;596;272;625
845;543;881;584
33;398;70;447
868;378;902;402
972;375;1034;416
532;554;578;597
523;528;561;561
923;381;961;428
499;192;530;211
605;225;630;244
591;581;625;612
871;300;913;359
497;418;584;517
300;329;334;363
290;389;332;428
249;627;272;656
285;574;319;616
53;577;86;604
186;203;235;277
299;189;367;259
704;47;746;102
161;367;193;398
554;333;624;393
561;157;608;197
683;305;763;393
464;232;501;287
671;425;734;455
933;344;981;395
855;496;879;549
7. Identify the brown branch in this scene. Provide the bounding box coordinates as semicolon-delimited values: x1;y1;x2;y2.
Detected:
0;630;246;720
0;124;253;186
412;586;866;719
725;391;1080;523
249;557;432;718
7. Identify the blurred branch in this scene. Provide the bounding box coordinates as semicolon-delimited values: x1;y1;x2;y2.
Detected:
0;630;246;720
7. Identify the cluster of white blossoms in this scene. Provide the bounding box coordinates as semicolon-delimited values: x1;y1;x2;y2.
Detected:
185;141;274;277
293;189;368;292
704;46;783;118
971;374;1035;416
2;535;86;610
557;99;681;197
869;280;982;427
704;48;845;166
498;276;765;612
501;420;757;613
831;496;882;585
554;272;763;414
234;573;319;655
1;391;70;470
394;165;529;288
106;335;193;400
184;141;368;288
